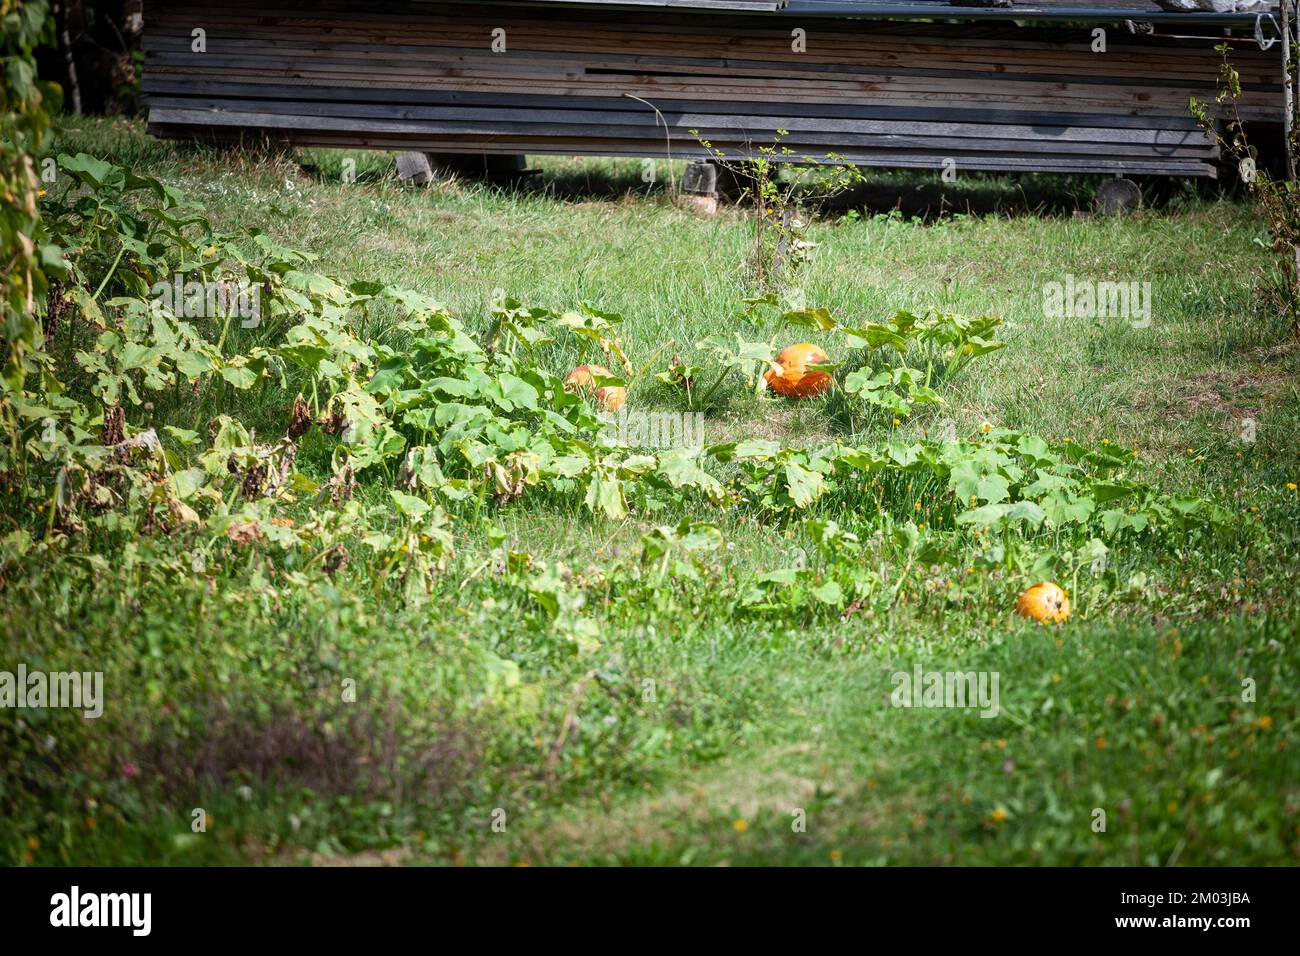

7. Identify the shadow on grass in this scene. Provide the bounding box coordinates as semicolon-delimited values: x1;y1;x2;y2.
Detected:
47;120;1235;219
821;171;1228;221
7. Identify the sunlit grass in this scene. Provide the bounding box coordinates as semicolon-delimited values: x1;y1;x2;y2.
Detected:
7;117;1295;866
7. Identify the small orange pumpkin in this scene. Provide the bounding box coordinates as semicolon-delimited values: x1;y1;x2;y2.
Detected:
1016;582;1071;624
765;343;832;398
564;364;626;413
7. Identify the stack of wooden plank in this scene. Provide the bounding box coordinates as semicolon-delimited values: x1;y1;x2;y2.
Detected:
142;0;1282;177
787;0;1276;18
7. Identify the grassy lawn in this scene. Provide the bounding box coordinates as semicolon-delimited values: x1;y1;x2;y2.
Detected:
3;117;1297;866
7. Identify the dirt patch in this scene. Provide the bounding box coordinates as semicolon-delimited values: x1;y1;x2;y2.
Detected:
140;701;483;806
1136;356;1292;425
1171;372;1272;420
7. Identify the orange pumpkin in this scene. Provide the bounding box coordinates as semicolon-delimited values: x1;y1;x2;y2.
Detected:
765;343;832;398
564;364;626;413
1016;582;1071;624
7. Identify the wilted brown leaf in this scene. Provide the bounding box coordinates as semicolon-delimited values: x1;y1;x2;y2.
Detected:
226;522;263;547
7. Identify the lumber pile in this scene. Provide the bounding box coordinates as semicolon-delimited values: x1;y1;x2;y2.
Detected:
142;0;1281;177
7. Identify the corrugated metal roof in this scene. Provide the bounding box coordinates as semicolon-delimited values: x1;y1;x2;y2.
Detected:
504;0;1283;23
527;0;788;9
786;0;1279;20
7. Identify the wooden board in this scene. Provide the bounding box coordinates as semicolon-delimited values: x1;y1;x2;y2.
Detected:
142;0;1282;177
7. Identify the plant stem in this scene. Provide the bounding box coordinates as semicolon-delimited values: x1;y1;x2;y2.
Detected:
695;367;731;408
91;245;126;301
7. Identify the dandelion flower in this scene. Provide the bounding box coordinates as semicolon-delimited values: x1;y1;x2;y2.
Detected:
733;818;748;833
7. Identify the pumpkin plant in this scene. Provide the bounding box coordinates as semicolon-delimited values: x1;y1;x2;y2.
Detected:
687;334;778;409
765;342;834;398
1016;582;1072;624
564;364;626;413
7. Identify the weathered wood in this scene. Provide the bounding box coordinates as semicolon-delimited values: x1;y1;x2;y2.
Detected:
1094;176;1144;213
141;0;1280;178
395;151;434;185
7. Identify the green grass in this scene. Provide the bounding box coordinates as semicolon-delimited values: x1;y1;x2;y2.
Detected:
50;120;1292;469
4;117;1297;866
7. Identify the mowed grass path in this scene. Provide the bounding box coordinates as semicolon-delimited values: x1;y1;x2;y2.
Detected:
40;120;1300;865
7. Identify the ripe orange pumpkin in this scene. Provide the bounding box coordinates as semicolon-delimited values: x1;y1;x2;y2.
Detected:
1016;582;1071;624
765;343;832;398
564;364;626;413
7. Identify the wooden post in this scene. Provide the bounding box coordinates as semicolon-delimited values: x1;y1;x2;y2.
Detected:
1284;0;1296;180
1286;0;1300;322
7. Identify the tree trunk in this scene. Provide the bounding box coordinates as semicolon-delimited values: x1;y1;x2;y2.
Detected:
53;1;82;116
